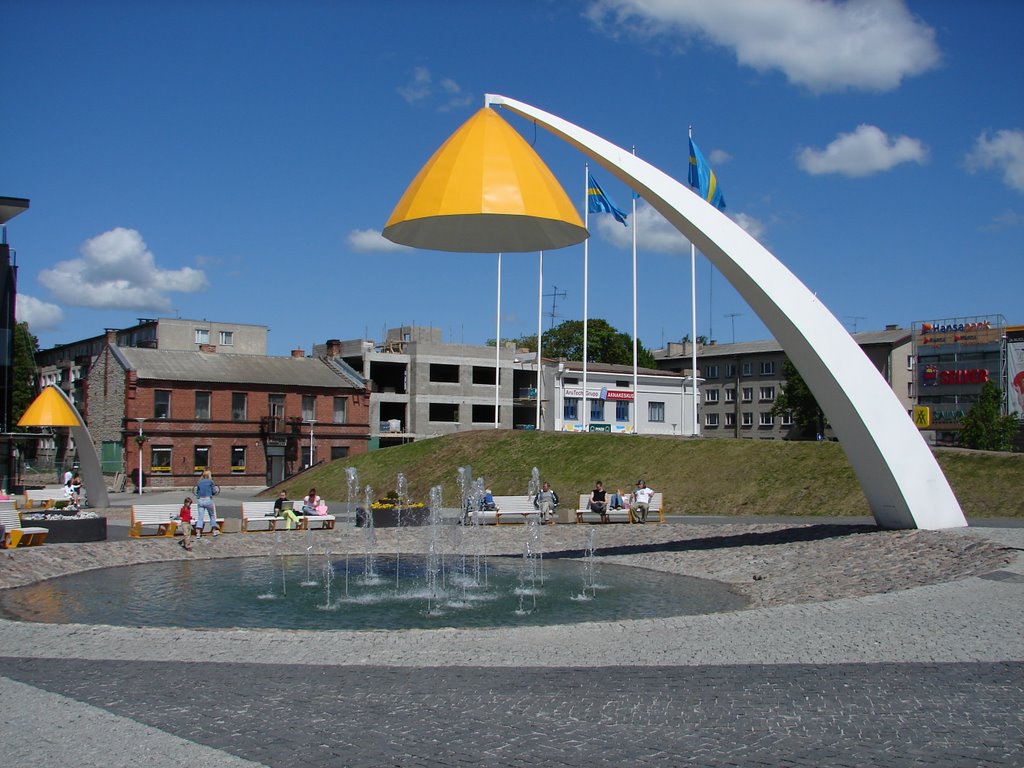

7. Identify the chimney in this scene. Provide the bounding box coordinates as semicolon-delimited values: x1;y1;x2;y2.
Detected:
326;339;341;358
291;349;305;358
885;324;899;331
105;328;118;346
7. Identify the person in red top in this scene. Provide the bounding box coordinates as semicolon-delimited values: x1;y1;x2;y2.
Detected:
177;497;194;551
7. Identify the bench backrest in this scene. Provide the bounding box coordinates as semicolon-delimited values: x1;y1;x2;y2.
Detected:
0;508;24;531
131;504;182;523
242;501;280;518
491;495;538;513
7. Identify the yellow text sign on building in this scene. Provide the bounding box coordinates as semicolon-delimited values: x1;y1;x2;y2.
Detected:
913;405;931;429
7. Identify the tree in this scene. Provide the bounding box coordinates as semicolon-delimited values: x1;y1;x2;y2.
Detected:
770;359;825;438
11;321;38;429
959;381;1019;451
505;318;656;368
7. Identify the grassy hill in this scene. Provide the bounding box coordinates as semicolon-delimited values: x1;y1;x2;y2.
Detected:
272;430;1024;518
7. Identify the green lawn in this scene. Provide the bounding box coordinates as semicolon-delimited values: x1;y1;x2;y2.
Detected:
272;430;1024;519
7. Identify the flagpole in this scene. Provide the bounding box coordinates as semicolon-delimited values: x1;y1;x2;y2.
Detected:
689;126;699;437
583;164;590;434
495;252;502;429
536;250;543;430
631;146;638;435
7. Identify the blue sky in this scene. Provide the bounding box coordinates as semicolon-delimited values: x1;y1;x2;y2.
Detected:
4;0;1022;356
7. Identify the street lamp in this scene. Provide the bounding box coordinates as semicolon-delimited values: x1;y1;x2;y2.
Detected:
304;419;315;468
134;418;147;496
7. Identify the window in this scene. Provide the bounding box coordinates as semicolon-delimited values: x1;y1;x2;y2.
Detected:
725;412;736;427
219;331;234;346
333;397;347;424
150;446;172;473
760;361;775;375
741;362;753;376
429;364;459;383
231;393;247;421
472;366;496;385
302;395;316;422
194;446;210;473
705;413;720;427
330;446;350;460
195;328;210;344
269;394;285;419
231;446;246;473
564;397;579;420
724;388;736;403
615;401;629;422
705;389;720;403
759;412;774;426
759;386;775;402
725;364;737;378
781;411;794;426
154;390;171;419
429;403;459;422
195;391;211;420
648;401;665;422
472;404;497;422
705;364;719;379
590;399;603;421
741;411;753;427
742;387;753;403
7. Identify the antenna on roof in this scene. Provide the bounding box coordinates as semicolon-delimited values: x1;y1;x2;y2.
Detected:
543;285;567;330
846;315;866;333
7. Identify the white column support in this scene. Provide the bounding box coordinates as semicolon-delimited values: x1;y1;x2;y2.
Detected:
485;93;965;530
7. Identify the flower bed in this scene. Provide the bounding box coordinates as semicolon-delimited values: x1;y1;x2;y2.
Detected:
20;513;107;543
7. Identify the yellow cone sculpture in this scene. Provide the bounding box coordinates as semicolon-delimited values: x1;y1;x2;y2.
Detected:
383;107;587;252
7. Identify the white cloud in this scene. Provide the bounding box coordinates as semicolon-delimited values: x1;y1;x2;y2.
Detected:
38;227;208;311
586;0;940;92
732;212;766;241
15;294;64;331
397;67;473;111
595;199;765;251
966;129;1024;193
797;124;927;177
708;149;732;165
348;228;414;253
397;66;432;104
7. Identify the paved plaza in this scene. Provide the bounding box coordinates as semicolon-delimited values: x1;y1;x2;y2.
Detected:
1;491;1022;766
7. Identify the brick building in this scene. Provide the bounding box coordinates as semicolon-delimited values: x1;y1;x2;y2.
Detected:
87;335;370;488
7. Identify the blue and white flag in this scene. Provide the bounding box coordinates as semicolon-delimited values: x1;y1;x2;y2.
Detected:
587;173;628;226
688;138;726;211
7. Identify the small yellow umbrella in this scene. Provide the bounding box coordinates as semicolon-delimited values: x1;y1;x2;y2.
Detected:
383;106;587;252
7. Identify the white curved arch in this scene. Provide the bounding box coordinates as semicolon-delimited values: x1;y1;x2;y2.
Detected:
486;94;965;530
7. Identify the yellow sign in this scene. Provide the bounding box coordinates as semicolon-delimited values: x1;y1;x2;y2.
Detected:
913;406;931;428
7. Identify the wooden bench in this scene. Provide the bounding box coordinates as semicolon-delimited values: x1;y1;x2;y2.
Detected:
22;488;67;509
467;495;543;525
241;501;292;532
0;508;49;548
576;492;665;524
128;504;225;538
241;500;338;531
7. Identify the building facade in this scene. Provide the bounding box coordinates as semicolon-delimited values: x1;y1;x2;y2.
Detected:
86;337;370;488
551;361;696;436
654;327;913;440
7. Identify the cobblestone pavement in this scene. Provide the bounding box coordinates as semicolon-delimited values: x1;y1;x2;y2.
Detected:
1;519;1022;767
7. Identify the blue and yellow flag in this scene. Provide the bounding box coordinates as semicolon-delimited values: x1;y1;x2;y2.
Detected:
688;138;726;211
587;173;628;226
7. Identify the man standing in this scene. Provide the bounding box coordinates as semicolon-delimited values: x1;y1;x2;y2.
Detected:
533;481;559;524
631;479;655;523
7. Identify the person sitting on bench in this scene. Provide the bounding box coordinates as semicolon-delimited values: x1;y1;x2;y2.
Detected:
588;480;608;522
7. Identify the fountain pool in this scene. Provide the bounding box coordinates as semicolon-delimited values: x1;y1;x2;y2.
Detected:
0;554;748;631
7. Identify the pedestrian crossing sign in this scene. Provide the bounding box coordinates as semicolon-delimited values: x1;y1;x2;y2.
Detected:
913;405;931;428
